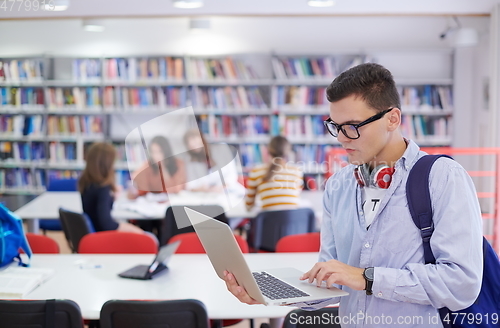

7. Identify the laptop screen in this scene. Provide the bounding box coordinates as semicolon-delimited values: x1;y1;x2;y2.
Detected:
148;240;181;273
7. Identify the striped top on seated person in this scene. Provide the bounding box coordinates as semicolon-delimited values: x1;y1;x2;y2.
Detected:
245;162;303;211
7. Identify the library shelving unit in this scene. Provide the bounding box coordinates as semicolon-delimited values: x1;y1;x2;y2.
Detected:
0;53;454;194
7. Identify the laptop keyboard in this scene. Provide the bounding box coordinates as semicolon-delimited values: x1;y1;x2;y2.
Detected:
252;272;309;300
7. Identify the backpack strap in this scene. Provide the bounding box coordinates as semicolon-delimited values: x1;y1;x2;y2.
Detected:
406;154;454;328
406;154;452;264
14;213;32;267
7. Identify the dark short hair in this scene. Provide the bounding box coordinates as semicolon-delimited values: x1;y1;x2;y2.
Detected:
326;63;401;112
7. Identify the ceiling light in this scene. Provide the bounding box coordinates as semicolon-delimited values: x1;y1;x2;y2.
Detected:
44;0;69;11
189;18;211;30
173;0;204;9
83;19;105;32
307;0;335;7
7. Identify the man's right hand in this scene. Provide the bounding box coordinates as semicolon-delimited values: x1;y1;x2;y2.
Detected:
223;270;262;305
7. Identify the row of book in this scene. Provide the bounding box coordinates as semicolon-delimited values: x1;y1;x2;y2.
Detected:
271;56;365;80
73;59;101;82
401;115;450;140
272;57;337;80
191;86;267;110
398;85;453;111
271;86;328;108
0;141;46;162
237;143;333;169
113;142;147;167
198;114;329;140
48;142;78;163
281;115;329;140
199;115;272;139
0;59;44;82
0;115;44;137
43;86;269;111
46;116;104;136
46;87;101;109
103;57;185;81
0;168;36;190
1;85;454;113
187;58;258;81
0;87;45;107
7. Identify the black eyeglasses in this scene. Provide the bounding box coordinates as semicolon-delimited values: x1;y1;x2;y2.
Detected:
323;108;394;140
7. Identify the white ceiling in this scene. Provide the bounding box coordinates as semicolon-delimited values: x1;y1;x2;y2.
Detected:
1;0;500;19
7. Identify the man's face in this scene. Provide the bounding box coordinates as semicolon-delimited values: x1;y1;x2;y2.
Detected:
329;95;392;167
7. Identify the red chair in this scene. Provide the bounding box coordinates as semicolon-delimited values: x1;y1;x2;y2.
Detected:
25;233;60;254
78;231;158;254
276;232;320;253
168;232;249;254
168;232;250;327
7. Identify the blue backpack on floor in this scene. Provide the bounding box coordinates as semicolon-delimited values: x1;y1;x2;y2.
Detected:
0;203;32;268
407;155;500;328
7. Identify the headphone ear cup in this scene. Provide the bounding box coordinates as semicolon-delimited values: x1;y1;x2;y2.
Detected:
354;167;366;187
371;165;395;189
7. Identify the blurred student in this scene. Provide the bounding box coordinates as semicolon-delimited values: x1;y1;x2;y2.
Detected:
129;135;186;198
79;142;143;233
245;135;303;211
183;128;244;195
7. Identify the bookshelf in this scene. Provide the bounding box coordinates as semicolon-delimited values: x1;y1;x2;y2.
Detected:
0;52;454;194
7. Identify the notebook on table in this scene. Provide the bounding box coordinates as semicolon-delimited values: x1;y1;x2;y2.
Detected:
184;207;349;306
118;240;181;280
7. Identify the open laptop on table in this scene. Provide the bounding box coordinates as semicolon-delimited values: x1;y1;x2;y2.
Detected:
184;207;348;306
118;240;181;280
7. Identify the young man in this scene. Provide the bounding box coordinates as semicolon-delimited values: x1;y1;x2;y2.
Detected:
223;63;483;327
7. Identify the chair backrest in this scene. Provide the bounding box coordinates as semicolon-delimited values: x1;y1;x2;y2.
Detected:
283;307;340;328
58;208;95;253
250;208;316;252
168;232;249;254
99;299;209;328
47;178;78;192
25;233;60;254
161;205;229;245
276;232;320;253
78;231;159;254
0;299;84;328
40;179;77;232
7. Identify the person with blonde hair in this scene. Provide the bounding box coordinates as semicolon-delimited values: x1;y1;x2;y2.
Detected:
245;135;303;211
79;142;143;233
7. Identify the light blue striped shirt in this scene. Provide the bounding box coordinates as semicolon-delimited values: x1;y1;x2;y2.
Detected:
300;140;483;327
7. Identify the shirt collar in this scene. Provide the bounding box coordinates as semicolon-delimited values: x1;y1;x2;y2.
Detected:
398;138;421;172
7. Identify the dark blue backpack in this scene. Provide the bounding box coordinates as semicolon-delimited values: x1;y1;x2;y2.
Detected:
407;155;500;328
0;203;32;267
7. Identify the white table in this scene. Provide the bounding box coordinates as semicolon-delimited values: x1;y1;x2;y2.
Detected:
14;190;323;233
20;252;324;327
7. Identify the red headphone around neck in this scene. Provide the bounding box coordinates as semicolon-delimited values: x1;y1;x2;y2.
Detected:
354;164;395;189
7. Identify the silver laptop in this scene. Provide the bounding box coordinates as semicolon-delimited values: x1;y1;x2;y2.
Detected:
184;207;348;306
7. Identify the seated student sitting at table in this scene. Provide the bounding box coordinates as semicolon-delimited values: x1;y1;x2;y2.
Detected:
245;135;303;211
183;128;245;195
79;142;143;233
129;135;186;198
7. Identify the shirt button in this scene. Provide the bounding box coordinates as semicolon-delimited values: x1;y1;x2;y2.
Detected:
359;211;363;215
378;292;383;297
364;243;370;248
